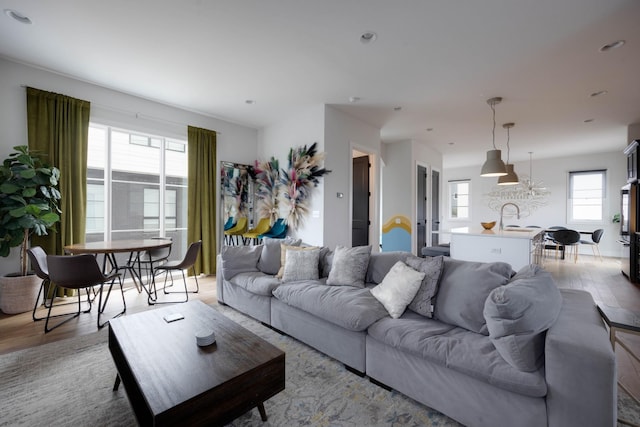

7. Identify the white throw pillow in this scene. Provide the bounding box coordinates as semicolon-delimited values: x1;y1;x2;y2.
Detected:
370;261;425;319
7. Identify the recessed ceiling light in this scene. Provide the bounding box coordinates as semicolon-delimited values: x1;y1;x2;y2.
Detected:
245;99;255;105
584;119;595;123
590;90;608;98
348;96;360;103
599;40;625;52
360;32;377;44
393;106;402;111
4;9;32;24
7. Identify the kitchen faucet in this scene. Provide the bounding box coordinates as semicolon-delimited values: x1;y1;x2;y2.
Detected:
499;202;520;231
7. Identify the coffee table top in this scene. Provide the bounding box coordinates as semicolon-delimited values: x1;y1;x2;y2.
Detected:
597;304;640;333
108;300;284;418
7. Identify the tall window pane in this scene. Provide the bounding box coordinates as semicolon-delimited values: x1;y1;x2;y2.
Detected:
449;180;470;219
87;124;188;260
569;170;605;222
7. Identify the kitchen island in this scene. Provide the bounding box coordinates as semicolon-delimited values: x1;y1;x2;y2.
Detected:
449;227;545;271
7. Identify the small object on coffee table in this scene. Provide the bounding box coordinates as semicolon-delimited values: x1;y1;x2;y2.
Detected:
196;329;216;347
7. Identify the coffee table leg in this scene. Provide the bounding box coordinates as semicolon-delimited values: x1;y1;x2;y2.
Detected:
113;374;121;391
257;402;267;421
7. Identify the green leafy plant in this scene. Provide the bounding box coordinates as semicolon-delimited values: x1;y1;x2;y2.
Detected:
612;213;621;223
0;146;61;276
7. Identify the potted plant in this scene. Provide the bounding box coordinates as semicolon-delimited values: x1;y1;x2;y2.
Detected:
0;145;61;314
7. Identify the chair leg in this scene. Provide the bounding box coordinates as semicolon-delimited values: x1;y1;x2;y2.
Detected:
44;286;89;333
97;276;126;329
32;279;51;321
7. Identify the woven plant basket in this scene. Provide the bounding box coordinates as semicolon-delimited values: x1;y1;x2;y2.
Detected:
0;274;41;314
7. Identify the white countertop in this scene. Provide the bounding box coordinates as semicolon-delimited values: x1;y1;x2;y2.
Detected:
449;227;544;239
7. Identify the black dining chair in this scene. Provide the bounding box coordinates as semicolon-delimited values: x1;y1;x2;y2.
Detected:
552;229;581;263
45;254;124;332
27;246;51;322
580;229;604;261
148;240;202;305
135;237;173;285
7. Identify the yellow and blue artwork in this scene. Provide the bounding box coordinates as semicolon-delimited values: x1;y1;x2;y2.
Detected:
381;215;411;252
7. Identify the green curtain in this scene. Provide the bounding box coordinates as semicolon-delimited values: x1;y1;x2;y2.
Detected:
187;126;217;275
26;87;89;261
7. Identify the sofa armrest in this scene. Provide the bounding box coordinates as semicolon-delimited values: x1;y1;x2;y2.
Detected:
216;254;224;303
544;289;616;427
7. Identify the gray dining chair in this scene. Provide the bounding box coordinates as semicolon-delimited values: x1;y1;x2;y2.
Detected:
580;229;604;261
148;240;202;305
45;254;123;332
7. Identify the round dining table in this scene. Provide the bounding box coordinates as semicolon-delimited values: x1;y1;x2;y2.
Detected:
64;239;173;296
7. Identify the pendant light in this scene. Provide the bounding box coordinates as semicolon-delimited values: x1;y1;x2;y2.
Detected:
497;122;519;185
480;97;507;177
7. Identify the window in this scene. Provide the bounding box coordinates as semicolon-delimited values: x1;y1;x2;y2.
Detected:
87;124;188;259
449;180;470;219
568;170;606;222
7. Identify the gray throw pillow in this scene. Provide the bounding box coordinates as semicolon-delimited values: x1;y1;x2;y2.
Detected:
326;245;372;288
434;258;513;334
282;247;321;283
258;236;301;275
484;264;562;372
220;245;262;280
406;255;444;318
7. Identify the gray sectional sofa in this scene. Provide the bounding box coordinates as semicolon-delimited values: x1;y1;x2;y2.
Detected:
216;239;616;427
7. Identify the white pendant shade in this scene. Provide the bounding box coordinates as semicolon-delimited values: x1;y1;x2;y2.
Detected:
480;149;507;177
497;163;519;185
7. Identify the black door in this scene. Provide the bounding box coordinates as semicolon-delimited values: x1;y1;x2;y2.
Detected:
352;155;370;246
417;165;427;253
431;170;440;246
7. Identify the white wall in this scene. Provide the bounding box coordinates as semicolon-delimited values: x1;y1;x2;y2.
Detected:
258;104;325;246
324;106;381;250
0;57;258;275
441;151;626;258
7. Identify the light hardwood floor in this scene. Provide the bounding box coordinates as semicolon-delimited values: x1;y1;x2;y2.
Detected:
1;255;639;398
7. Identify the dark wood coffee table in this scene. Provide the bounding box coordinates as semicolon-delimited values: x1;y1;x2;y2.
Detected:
108;300;285;426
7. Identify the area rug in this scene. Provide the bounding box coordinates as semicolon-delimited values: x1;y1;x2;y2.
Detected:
0;304;638;427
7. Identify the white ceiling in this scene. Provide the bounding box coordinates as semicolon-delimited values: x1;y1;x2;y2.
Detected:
1;0;639;168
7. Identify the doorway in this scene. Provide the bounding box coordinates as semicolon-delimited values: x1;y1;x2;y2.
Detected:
417;164;427;253
352;155;370;246
431;169;440;246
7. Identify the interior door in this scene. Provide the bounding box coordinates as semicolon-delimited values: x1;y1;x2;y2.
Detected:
352;155;370;246
417;165;427;253
431;170;440;246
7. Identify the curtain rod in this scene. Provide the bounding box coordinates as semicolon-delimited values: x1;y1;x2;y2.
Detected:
20;85;221;134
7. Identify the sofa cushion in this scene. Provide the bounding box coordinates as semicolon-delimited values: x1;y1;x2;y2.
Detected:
220;245;262;280
282;247;321;283
367;311;547;397
434;258;513;335
258;236;301;275
326;245;372;288
406;255;444;318
484;264;563;372
228;271;282;296
370;261;425;318
272;281;388;331
365;251;411;284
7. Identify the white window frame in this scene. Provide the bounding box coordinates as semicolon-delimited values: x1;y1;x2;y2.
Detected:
87;122;187;240
567;169;606;224
448;179;471;220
